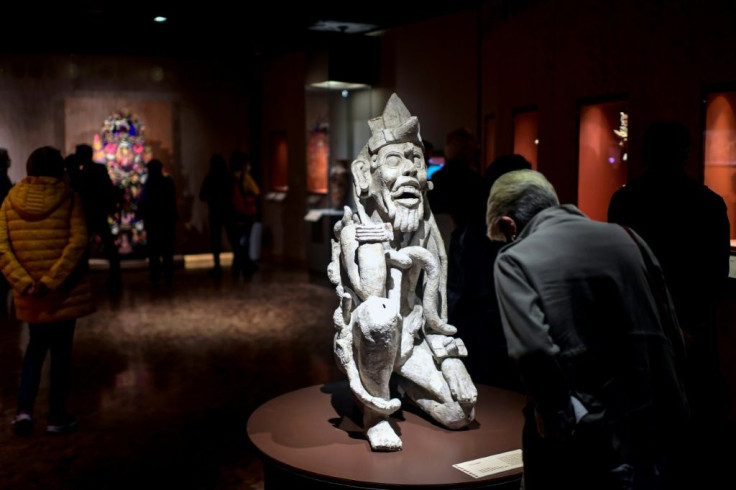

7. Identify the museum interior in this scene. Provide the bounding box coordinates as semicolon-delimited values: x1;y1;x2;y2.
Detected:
1;0;736;488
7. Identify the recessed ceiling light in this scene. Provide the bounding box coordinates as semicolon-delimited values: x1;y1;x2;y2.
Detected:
308;81;371;91
154;16;167;23
309;21;376;34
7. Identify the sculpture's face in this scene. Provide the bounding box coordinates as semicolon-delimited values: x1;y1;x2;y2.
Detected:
370;142;427;233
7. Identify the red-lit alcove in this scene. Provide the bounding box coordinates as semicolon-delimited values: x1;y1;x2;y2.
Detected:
270;131;289;192
577;100;629;222
306;126;329;194
513;109;538;169
704;92;736;244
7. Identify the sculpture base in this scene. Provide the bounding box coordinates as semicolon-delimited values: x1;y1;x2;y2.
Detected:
247;382;526;489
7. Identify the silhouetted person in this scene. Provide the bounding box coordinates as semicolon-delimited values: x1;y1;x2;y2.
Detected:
73;144;122;292
608;120;731;488
0;148;13;314
0;146;95;436
199;154;232;277
227;151;260;278
422;139;435;164
447;154;532;391
63;153;81;187
137;160;178;288
429;129;504;387
428;128;484;230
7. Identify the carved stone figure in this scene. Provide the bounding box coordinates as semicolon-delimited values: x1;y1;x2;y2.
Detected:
328;94;477;452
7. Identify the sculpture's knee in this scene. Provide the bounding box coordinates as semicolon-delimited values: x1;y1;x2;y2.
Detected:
352;297;401;398
353;296;400;345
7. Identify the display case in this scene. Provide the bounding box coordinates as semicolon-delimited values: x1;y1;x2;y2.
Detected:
303;87;375;283
512;107;539;169
306;123;329;195
577;98;629;222
703;91;736;248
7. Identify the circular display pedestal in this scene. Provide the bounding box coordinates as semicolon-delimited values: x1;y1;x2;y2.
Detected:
247;382;525;489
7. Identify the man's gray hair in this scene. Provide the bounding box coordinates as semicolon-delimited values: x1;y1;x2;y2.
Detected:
486;169;559;241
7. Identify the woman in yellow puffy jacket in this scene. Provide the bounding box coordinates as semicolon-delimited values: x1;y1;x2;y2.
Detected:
0;146;95;436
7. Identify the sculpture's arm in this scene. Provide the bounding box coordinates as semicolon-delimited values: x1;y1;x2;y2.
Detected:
390;246;456;336
427;212;449;321
334;207;392;301
396;305;424;366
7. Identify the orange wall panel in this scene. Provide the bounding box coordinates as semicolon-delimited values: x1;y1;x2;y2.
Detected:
513;111;539;169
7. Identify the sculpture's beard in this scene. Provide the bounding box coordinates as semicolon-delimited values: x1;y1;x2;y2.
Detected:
393;205;422;233
378;187;424;234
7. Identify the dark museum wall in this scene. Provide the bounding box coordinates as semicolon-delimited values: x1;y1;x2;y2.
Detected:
479;0;736;205
386;9;479;148
0;54;250;255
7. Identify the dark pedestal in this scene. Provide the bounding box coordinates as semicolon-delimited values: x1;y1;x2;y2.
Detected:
247;382;525;489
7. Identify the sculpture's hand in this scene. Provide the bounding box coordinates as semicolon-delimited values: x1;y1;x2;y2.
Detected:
336;207;360;251
335;207;365;295
349;379;402;415
336;208;391;300
386;249;413;270
441;357;478;406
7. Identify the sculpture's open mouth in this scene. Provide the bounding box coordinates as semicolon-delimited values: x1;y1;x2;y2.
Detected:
392;185;420;207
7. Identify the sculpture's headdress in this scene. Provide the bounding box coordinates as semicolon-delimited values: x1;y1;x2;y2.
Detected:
367;94;423;154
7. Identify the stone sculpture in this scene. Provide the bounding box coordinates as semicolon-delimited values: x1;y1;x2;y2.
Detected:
328;94;477;451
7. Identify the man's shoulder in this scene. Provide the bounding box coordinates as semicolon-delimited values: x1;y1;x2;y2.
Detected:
609;178;643;203
699;184;727;208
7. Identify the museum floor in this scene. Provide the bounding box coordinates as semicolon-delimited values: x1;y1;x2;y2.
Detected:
0;262;343;490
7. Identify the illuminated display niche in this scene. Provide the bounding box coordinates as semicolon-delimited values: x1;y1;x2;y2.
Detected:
577;100;629;222
704;92;736;246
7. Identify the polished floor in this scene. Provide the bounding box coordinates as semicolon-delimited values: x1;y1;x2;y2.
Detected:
0;263;342;489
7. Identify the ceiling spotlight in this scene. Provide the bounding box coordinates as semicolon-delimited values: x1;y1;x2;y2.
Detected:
154;16;167;23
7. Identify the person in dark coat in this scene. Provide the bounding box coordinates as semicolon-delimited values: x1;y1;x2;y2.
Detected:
489;169;689;490
199;154;232;277
428;128;484;231
137;160;178;287
73;144;122;292
608;120;731;489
